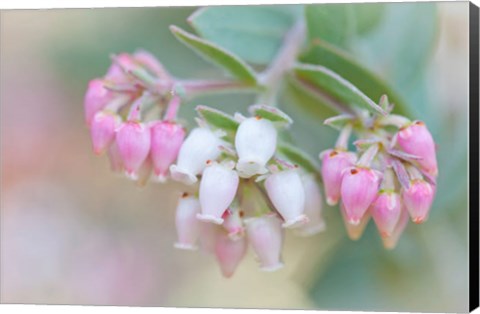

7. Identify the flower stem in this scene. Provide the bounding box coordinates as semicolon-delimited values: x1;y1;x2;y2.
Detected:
178;80;258;98
258;20;306;106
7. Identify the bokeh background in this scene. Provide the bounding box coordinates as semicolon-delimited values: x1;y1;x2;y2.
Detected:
0;2;470;312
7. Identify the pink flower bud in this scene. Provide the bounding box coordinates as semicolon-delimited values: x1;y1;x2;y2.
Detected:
370;191;402;238
340;202;370;240
133;50;168;78
198;222;221;254
174;193;201;250
245;214;284;272
197;162;239;225
170;128;221;185
402;179;435;224
214;231;247;278
235;117;277;178
296;175;326;236
84;79;113;125
382;208;409;249
222;209;245;241
320;149;356;206
265;169;307;228
396;121;438;176
116;121;151;179
341;167;382;225
150;121;185;181
90;111;121;155
105;53;137;83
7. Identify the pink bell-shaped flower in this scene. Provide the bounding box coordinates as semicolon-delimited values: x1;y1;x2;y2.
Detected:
105;53;137;84
296;174;326;236
174;193;201;250
214;231;247;278
320;149;356;206
370;191;402;238
402;179;435;224
84;79;113;126
90;111;121;155
133;50;168;78
340;202;371;241
149;121;185;181
116;121;151;179
341;167;382;225
197;162;239;225
382;208;409;249
235;117;277;178
265;169;307;228
170;127;221;185
396;121;438;176
222;209;245;241
245;214;284;272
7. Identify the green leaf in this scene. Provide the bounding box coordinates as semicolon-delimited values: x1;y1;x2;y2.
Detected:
305;3;385;49
277;143;319;173
170;26;258;85
248;104;293;126
300;40;409;116
293;63;386;115
305;4;354;49
196;105;239;132
188;5;302;65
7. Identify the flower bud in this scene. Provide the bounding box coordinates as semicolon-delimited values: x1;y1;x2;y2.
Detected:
116;121;151;179
245;214;284;272
396;121;438;176
402;179;435;224
174;193;201;250
214;231;247;278
341;167;382;225
265;169;307;228
133;50;167;78
170;128;221;185
340;202;370;240
320;149;356;206
150;121;185;181
198;222;221;254
296;175;326;236
382;208;409;249
235;117;277;178
84;79;113;125
370;191;402;238
222;209;245;241
90;111;121;155
105;53;136;84
197;162;239;225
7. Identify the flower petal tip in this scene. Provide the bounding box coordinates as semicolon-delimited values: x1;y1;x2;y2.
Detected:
196;213;224;225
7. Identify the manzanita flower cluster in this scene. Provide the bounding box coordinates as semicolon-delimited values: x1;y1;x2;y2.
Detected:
84;51;186;185
320;96;438;249
83;40;438;276
170;105;326;277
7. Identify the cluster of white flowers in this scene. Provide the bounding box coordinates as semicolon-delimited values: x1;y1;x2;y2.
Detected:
170;105;325;277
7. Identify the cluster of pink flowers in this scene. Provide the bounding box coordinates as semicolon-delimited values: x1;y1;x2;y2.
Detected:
321;112;438;249
83;50;439;277
84;51;186;185
170;110;326;277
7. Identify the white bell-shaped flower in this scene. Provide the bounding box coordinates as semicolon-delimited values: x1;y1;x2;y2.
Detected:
296;174;326;236
174;193;201;250
235;117;277;178
170;127;221;185
265;169;307;228
197;162;239;225
245;214;284;272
